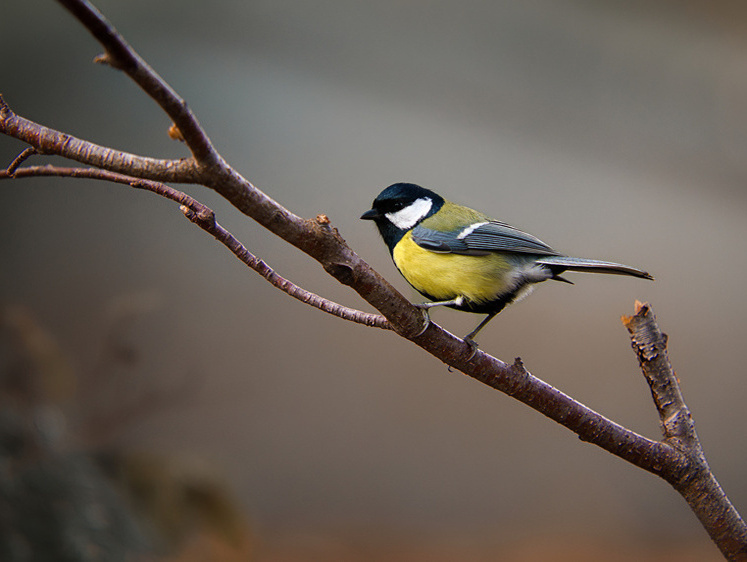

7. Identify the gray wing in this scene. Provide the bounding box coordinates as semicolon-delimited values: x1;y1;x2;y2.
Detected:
411;221;558;256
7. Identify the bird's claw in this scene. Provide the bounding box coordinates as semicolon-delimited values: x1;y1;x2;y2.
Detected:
413;305;431;337
463;337;479;361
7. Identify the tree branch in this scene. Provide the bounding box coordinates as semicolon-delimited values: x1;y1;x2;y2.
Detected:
0;98;200;182
624;302;747;558
57;0;221;169
5;147;37;176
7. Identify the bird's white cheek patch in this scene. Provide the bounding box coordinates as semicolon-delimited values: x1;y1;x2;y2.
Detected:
385;197;432;230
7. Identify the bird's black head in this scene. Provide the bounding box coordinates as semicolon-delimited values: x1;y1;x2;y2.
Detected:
361;183;444;252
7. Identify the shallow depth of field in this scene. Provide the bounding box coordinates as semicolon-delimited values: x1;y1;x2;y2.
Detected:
2;1;747;559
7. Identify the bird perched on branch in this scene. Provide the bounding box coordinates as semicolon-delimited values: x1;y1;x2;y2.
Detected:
361;183;652;344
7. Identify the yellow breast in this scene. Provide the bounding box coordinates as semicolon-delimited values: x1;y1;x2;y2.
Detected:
392;231;514;305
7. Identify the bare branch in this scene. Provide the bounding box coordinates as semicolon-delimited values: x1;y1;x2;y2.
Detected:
0;97;200;182
57;0;221;168
0;165;390;331
456;350;683;476
623;301;697;447
6;147;37;176
179;204;391;330
624;303;747;561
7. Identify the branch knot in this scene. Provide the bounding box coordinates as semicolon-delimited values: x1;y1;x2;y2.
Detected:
323;262;356;286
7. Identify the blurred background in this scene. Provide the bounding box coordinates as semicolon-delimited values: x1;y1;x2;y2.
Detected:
2;0;747;559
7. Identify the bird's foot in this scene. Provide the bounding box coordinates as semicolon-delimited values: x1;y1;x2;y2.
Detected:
462;336;479;361
412;305;431;337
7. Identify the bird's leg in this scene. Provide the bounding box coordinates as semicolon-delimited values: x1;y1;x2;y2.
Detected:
463;311;498;348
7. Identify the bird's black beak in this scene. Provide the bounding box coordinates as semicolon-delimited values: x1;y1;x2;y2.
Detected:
360;208;381;221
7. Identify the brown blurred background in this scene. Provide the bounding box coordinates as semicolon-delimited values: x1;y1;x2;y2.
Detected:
2;0;747;559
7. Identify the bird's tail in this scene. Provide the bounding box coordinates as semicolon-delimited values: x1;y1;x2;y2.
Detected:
536;256;653;280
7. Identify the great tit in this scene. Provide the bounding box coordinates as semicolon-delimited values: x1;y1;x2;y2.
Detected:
361;183;652;343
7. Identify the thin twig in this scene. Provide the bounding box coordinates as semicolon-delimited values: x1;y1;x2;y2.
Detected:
57;0;220;168
6;147;37;176
0;165;390;331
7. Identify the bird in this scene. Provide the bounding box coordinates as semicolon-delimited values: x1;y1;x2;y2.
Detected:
361;182;653;344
